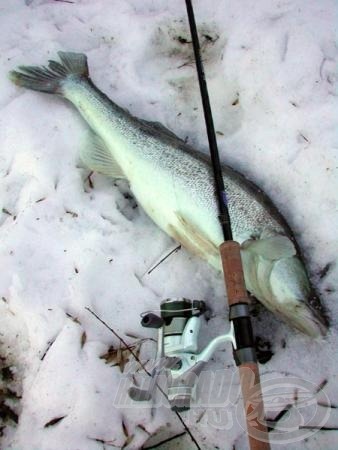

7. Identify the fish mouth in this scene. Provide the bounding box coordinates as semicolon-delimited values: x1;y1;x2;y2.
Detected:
306;294;329;337
276;297;328;338
307;288;329;325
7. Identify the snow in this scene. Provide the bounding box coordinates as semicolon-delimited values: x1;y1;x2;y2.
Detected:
0;0;337;449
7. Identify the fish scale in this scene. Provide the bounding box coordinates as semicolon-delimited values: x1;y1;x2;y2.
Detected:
67;78;282;242
9;51;327;337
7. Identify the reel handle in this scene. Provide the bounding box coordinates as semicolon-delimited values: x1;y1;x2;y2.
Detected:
141;313;164;329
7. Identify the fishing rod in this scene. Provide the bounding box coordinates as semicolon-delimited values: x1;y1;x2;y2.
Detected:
184;1;270;449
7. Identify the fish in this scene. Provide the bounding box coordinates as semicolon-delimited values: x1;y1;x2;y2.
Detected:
9;51;327;337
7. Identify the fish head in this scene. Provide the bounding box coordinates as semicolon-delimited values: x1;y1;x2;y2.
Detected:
268;257;327;337
241;234;327;337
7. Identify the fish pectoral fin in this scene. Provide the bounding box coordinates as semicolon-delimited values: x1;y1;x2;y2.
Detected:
168;212;218;259
80;130;126;179
241;235;296;260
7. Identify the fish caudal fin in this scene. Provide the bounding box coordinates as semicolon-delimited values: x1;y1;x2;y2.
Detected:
9;51;88;94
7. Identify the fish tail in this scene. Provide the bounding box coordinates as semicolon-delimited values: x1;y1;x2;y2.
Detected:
9;51;88;95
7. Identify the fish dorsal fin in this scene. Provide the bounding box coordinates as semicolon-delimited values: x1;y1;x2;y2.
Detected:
140;119;179;140
168;212;218;260
80;131;126;179
241;235;296;260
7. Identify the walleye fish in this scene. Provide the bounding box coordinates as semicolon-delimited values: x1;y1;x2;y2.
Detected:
10;52;327;337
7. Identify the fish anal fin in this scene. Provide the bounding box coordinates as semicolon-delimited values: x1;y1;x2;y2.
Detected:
80;131;125;179
168;212;218;260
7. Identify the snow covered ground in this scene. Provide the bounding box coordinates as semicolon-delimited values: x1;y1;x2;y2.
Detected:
0;0;337;449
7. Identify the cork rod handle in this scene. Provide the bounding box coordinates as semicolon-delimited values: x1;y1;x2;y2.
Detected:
220;241;270;449
219;241;249;305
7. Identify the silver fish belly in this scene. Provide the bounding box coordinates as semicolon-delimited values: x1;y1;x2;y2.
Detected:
9;51;327;337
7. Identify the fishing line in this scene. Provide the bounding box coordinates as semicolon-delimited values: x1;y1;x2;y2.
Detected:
140;307;201;317
85;307;202;449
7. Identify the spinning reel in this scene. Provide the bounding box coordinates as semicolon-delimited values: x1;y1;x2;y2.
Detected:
129;298;236;412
